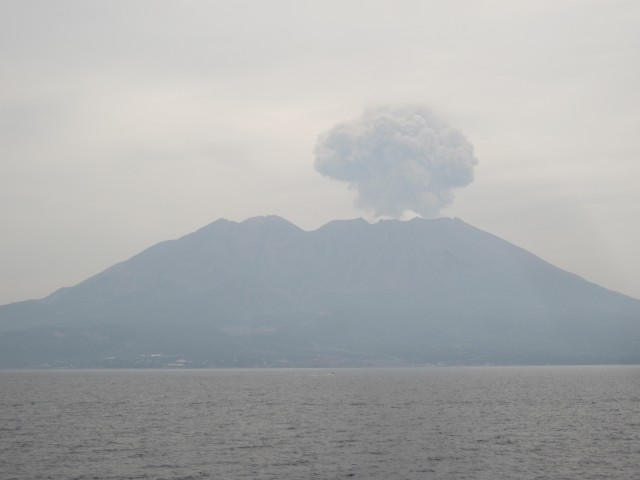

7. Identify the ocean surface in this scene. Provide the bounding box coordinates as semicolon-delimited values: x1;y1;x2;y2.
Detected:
1;366;639;480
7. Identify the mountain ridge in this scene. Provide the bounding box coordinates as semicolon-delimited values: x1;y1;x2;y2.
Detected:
1;215;639;367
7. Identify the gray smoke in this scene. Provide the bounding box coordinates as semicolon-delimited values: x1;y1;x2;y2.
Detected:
314;106;478;218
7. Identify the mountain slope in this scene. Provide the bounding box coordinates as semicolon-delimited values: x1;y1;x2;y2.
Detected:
1;215;639;367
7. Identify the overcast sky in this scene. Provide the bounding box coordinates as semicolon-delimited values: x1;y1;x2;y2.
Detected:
1;0;639;304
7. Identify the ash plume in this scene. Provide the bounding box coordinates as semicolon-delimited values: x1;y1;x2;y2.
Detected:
314;106;478;218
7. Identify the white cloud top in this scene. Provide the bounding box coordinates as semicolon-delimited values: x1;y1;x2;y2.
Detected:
314;106;478;218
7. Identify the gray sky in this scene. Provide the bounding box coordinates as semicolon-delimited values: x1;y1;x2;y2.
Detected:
2;0;639;304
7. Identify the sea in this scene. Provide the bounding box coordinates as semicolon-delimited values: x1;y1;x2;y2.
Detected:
1;366;639;480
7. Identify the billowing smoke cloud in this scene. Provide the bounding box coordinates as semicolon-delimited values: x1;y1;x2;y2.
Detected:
314;106;478;218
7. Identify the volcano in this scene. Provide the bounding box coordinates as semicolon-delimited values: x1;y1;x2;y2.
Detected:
1;216;639;367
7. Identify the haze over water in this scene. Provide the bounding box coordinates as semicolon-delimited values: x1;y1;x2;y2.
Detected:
2;366;639;479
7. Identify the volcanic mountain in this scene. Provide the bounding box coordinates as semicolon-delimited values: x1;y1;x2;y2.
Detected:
1;215;639;367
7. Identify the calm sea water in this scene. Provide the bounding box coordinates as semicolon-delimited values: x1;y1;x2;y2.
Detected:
1;366;639;479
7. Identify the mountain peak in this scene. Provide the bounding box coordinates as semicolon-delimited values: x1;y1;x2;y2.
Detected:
1;215;639;367
241;215;303;230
